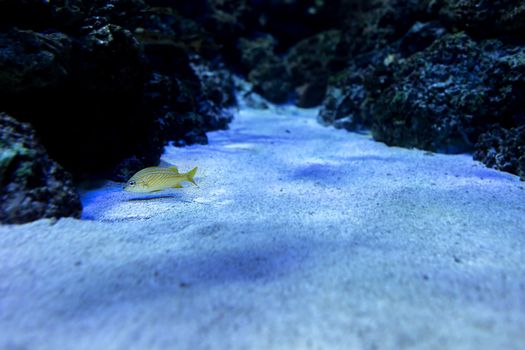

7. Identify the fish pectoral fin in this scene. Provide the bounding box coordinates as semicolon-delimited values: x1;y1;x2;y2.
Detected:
172;184;183;188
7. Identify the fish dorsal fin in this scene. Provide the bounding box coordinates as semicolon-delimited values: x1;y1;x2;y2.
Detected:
168;166;180;174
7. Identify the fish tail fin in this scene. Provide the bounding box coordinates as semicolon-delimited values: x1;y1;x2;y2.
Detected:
186;166;198;186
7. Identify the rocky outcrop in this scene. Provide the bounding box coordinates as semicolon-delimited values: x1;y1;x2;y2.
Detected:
0;113;81;224
318;0;525;179
372;33;525;154
337;0;433;59
2;0;524;219
239;29;344;106
438;0;525;39
474;126;525;180
239;36;292;104
0;1;238;183
319;18;448;132
318;68;371;132
0;24;151;177
285;30;343;107
372;33;495;153
0;29;71;93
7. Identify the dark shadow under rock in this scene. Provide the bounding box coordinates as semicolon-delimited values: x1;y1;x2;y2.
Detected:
0;113;81;224
0;0;147;33
251;0;343;51
0;25;151;178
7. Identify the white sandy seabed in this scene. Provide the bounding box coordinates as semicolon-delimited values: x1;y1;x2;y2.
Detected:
1;105;525;350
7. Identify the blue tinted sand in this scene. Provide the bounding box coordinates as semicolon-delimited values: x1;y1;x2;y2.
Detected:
1;105;524;350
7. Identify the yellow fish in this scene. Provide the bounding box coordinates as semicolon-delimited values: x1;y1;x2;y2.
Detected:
124;166;198;193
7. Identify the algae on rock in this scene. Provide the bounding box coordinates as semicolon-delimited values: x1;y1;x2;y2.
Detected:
0;113;81;224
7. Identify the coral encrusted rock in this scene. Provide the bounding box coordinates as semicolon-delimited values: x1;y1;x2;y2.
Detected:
474;126;525;180
372;33;523;153
0;113;81;224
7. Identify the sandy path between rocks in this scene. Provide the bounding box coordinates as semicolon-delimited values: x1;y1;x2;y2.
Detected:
1;106;524;350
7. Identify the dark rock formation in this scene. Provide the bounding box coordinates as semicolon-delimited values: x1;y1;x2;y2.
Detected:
372;33;494;153
373;33;525;153
0;113;81;224
239;29;343;106
337;0;433;59
239;36;292;103
203;0;255;45
317;0;525;179
474;126;525;180
319;19;447;132
144;0;416;109
251;0;343;51
0;25;150;177
247;59;292;104
112;54;236;182
318;68;371;131
191;58;237;133
399;21;447;56
319;0;448;130
285;30;343;107
0;1;238;184
2;0;524;188
239;35;278;71
0;0;147;32
438;0;525;39
0;29;71;93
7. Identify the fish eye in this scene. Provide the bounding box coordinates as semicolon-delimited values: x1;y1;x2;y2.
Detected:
128;180;136;186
